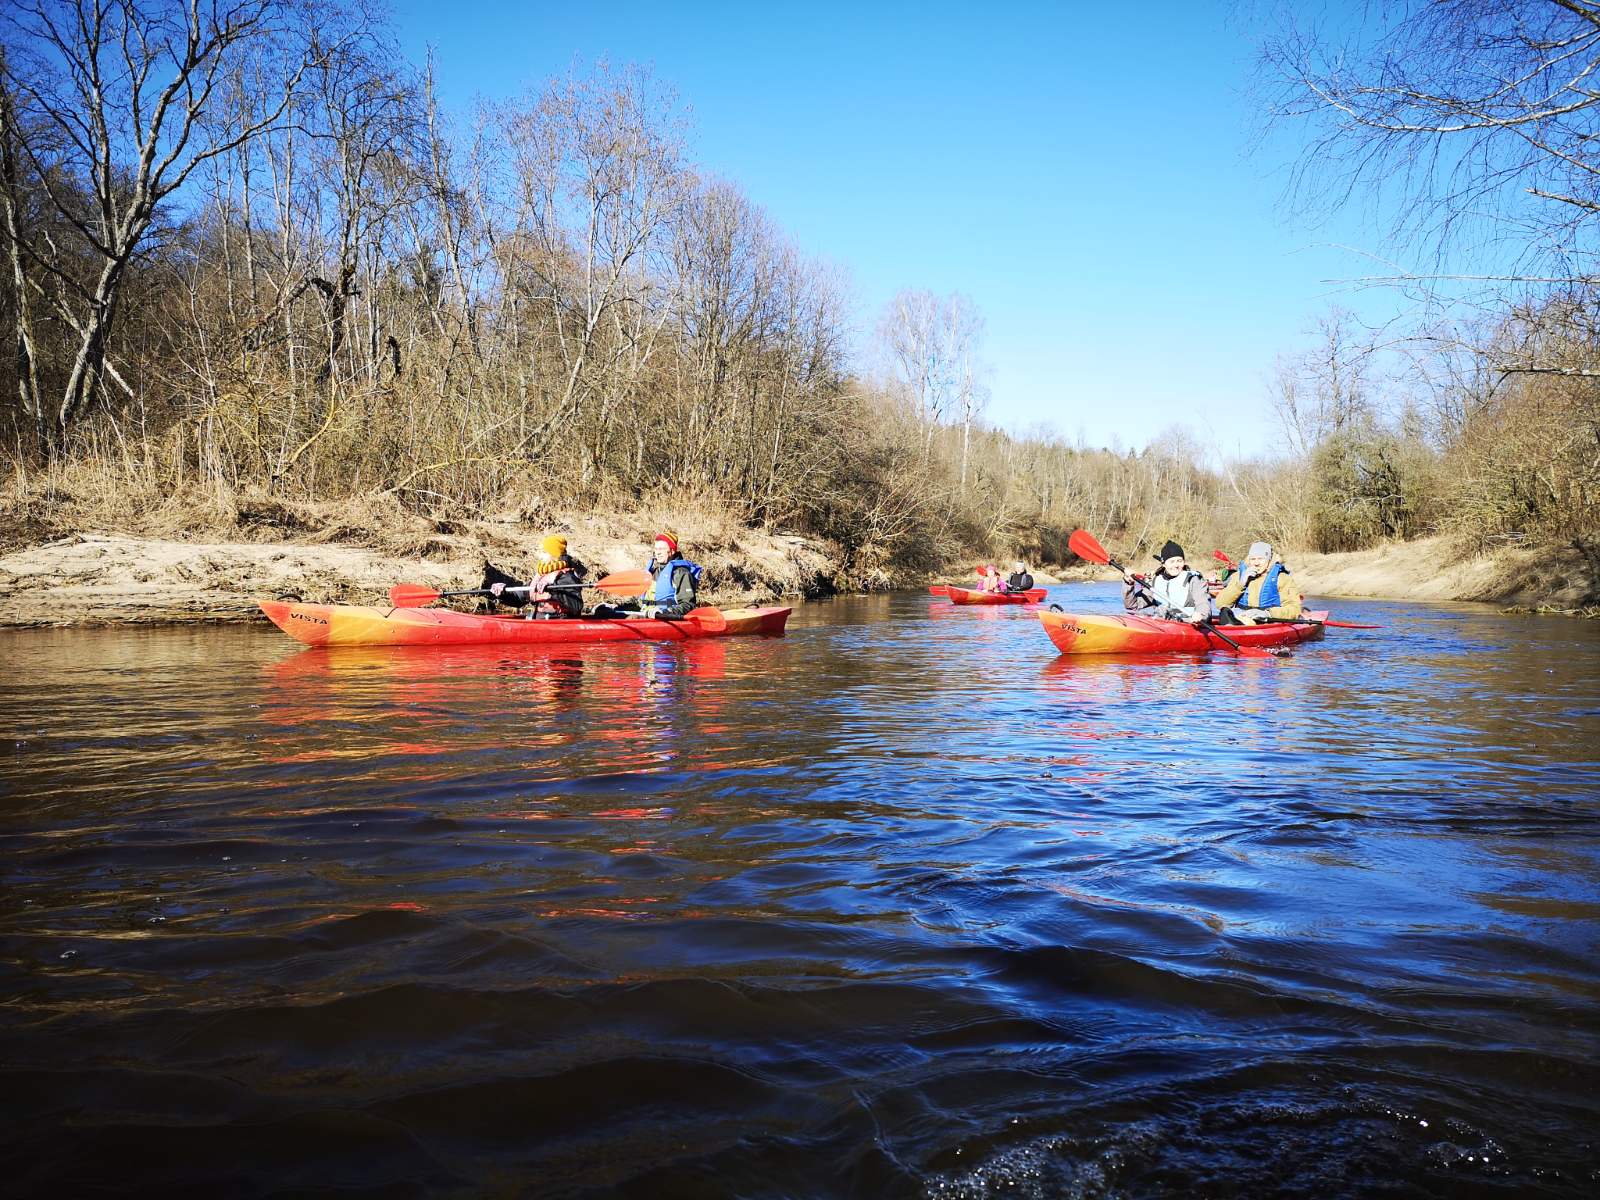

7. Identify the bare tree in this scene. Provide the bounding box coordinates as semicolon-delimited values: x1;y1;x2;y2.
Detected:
1261;0;1600;375
1271;308;1377;456
877;288;986;470
0;0;322;454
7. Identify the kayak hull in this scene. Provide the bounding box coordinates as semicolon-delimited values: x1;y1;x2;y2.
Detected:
1039;609;1326;655
259;600;792;647
948;586;1047;606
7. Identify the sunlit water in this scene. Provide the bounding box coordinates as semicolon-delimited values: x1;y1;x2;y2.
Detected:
2;586;1598;1198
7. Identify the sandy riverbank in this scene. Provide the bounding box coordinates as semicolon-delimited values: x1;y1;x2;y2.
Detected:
4;494;1589;628
0;496;842;629
1287;535;1595;609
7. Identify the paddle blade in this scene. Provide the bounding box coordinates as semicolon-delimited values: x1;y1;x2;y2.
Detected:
1212;549;1235;566
1322;618;1382;629
389;583;442;607
684;606;727;632
1232;644;1280;659
590;569;653;596
1067;529;1111;566
975;564;990;576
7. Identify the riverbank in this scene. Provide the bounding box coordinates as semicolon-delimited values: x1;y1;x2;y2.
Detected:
1288;535;1597;609
1064;535;1596;613
0;493;845;629
3;486;1588;628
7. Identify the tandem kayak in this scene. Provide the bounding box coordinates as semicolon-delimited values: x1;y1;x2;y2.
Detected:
948;585;1048;606
1039;609;1327;655
259;600;792;647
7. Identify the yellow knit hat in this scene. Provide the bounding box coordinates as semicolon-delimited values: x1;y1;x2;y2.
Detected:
540;534;567;559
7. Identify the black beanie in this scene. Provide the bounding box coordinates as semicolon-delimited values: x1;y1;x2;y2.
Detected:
1154;540;1185;562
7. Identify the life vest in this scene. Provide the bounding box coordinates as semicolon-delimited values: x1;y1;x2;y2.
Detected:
1245;562;1287;609
1149;568;1203;615
649;557;702;604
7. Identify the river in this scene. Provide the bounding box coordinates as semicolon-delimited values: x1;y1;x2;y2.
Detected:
2;586;1597;1198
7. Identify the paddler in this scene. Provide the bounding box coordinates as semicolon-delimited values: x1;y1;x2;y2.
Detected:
595;532;702;619
978;565;1005;594
482;534;588;618
1005;561;1035;593
1121;539;1211;625
1213;541;1303;625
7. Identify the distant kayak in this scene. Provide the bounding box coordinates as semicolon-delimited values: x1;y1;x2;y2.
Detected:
1039;609;1327;655
947;585;1047;606
928;585;950;596
260;600;791;647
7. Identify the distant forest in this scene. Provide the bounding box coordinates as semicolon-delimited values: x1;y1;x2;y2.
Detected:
2;0;1594;579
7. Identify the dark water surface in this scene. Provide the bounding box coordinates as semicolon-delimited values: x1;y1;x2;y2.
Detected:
3;587;1598;1198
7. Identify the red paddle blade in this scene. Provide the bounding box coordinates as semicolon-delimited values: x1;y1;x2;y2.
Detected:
684;606;727;632
1067;529;1111;566
388;583;441;607
975;564;989;576
591;569;652;595
1322;618;1382;629
1232;644;1279;659
1212;549;1235;566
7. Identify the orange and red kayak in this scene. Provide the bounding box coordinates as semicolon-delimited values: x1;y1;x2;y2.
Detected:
947;586;1048;606
1039;609;1327;655
259;600;791;647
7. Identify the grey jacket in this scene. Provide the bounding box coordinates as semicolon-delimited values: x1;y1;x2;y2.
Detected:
1123;568;1212;620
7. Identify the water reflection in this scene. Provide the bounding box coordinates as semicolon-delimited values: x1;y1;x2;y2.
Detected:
1;592;1598;1197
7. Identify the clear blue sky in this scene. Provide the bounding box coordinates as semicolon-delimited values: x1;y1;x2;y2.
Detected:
389;0;1396;460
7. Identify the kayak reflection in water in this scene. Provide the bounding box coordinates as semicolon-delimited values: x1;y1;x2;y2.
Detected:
1121;540;1213;626
1213;540;1304;626
593;532;703;620
481;533;589;618
1005;561;1035;593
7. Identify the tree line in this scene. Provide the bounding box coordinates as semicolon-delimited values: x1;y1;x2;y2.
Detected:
0;0;1593;583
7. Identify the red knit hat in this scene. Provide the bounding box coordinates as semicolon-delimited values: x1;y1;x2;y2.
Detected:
655;531;678;552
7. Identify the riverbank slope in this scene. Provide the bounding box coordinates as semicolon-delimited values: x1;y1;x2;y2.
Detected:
0;494;841;629
1288;535;1596;609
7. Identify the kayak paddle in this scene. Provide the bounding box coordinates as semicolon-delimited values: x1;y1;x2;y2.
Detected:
1212;549;1236;567
1321;618;1383;630
680;606;728;632
1067;529;1283;659
388;568;654;608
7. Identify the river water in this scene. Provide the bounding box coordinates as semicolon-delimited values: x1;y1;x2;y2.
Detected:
2;586;1598;1198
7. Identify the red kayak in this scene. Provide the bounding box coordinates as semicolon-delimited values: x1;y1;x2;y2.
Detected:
260;600;791;647
1039;609;1328;655
948;585;1048;606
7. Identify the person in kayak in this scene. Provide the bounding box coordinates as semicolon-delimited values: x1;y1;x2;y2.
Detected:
594;533;703;619
482;534;588;618
1121;540;1212;624
1005;561;1035;593
978;565;1005;594
1213;541;1303;625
